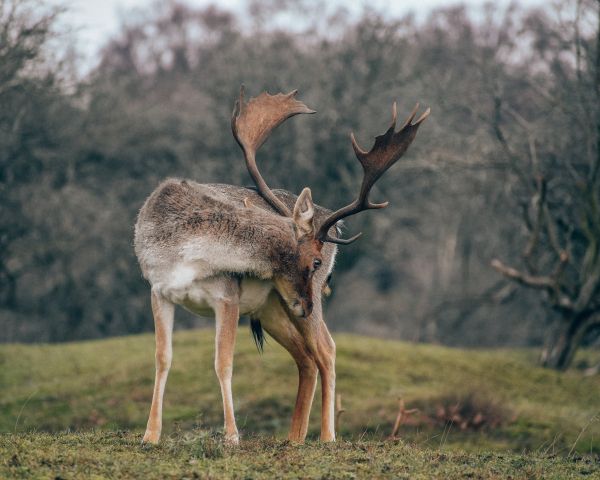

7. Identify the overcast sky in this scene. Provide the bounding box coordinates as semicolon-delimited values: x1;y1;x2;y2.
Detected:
49;0;543;68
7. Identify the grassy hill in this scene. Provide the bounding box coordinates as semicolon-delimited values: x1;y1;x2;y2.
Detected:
1;330;599;478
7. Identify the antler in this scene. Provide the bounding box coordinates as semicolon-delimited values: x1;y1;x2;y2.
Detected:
316;102;430;244
232;86;315;216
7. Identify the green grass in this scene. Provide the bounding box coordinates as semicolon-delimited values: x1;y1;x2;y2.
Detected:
2;431;598;479
1;330;599;478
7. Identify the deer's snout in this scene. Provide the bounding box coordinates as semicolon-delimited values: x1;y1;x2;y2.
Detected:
273;276;314;318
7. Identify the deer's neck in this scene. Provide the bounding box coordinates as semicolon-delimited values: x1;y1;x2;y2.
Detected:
229;210;299;276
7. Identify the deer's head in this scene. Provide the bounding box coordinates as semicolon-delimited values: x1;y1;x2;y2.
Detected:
232;87;429;318
267;187;322;317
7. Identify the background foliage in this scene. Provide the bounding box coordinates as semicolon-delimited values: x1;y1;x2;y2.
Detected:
1;0;598;363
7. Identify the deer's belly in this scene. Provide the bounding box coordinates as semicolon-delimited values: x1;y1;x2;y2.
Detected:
157;264;273;317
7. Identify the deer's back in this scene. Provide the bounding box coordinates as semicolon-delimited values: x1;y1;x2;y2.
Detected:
134;179;337;300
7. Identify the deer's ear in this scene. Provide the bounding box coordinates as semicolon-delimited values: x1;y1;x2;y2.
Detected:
293;187;315;238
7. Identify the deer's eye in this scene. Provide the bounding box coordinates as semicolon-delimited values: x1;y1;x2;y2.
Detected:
313;259;322;270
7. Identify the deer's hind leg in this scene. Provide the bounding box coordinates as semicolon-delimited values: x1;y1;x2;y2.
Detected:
258;292;318;442
213;279;241;445
143;288;175;444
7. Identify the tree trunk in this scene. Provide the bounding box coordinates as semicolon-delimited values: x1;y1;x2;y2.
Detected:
540;313;597;370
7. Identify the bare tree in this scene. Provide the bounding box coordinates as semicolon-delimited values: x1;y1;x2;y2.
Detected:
490;0;600;369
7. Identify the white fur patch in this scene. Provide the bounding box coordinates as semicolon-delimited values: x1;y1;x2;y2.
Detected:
169;263;198;290
179;237;272;279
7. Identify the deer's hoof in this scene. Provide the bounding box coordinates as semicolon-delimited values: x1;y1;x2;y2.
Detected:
224;432;240;446
142;430;161;444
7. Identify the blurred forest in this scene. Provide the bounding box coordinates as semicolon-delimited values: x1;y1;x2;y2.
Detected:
1;0;598;368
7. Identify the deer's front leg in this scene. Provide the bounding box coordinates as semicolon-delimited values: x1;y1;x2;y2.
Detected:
314;313;336;442
258;293;318;442
143;289;175;444
290;357;318;441
214;299;240;445
289;297;336;442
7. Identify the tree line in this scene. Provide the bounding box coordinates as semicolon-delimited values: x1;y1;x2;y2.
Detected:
1;0;598;370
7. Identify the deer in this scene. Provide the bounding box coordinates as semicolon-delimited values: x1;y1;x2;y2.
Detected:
134;86;429;445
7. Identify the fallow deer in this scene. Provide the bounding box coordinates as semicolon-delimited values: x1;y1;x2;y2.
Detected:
134;87;428;445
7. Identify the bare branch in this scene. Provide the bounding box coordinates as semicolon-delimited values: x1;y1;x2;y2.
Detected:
335;394;345;436
491;258;575;311
491;259;556;290
522;176;546;271
389;397;419;440
503;104;532;131
574;267;600;312
491;95;532;189
543;205;567;261
573;0;594;136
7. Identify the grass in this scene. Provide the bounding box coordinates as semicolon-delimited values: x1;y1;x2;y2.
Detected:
2;431;599;479
1;329;599;478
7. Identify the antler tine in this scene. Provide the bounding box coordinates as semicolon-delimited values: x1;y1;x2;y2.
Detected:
231;85;315;217
399;102;419;129
317;101;430;245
